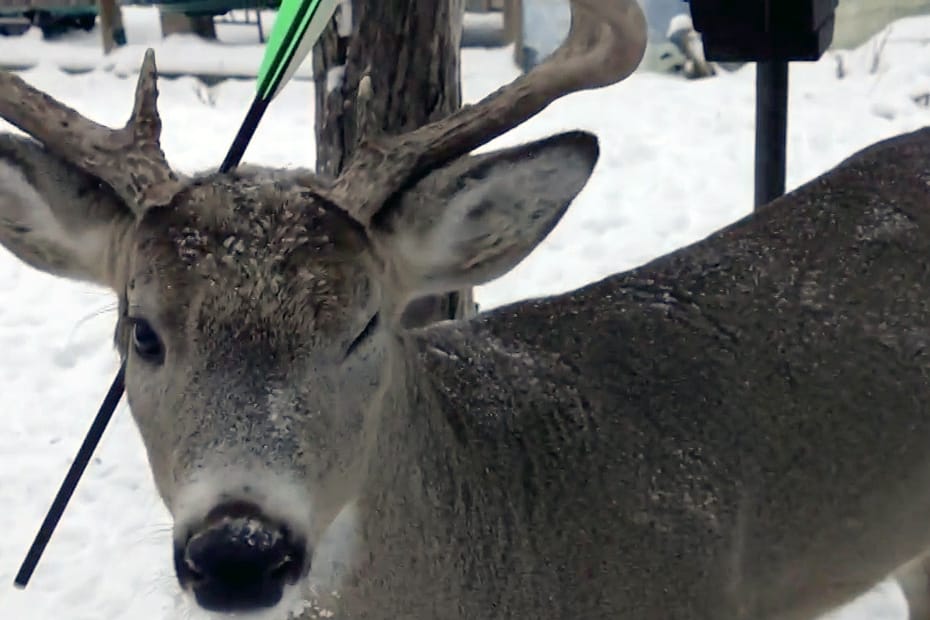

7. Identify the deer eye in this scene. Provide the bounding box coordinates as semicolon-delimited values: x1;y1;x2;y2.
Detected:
345;313;380;359
131;318;165;364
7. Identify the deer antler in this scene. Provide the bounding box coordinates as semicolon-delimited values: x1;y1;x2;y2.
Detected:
0;49;181;213
328;0;647;226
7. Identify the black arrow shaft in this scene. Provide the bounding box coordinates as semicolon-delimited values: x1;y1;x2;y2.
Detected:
17;81;271;590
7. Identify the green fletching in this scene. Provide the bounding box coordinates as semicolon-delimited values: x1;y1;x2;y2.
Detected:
257;0;339;101
272;0;340;98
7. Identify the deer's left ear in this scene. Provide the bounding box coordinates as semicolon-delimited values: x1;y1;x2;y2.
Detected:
371;131;599;295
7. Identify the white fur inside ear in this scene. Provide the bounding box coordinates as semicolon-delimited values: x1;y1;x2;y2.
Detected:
396;174;516;279
0;160;111;278
392;141;596;292
427;170;528;271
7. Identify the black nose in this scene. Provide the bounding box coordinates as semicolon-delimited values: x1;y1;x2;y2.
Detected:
174;501;308;612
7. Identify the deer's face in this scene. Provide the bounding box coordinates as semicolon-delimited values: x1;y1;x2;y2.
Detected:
114;133;602;612
118;175;390;609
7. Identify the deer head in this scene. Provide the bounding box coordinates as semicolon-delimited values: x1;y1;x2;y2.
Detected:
0;0;646;613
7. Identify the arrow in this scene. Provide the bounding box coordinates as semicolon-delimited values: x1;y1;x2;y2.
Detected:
15;0;343;589
221;0;342;172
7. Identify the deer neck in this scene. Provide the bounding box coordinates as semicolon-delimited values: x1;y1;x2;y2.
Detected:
360;329;465;498
358;321;560;540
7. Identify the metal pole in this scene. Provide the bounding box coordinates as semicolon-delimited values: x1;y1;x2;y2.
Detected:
754;60;789;209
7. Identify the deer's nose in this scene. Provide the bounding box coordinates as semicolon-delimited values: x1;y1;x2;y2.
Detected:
174;501;308;612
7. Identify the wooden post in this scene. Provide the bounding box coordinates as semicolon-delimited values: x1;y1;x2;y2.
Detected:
159;8;217;39
503;0;520;45
97;0;126;54
508;0;524;69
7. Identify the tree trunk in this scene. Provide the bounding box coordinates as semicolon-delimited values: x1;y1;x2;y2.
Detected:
312;0;475;327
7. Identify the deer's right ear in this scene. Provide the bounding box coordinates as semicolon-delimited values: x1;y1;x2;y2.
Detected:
371;131;599;296
0;135;134;289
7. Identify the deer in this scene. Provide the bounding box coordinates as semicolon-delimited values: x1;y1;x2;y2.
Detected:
3;0;930;617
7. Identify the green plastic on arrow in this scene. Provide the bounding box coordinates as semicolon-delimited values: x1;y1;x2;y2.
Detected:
257;0;340;100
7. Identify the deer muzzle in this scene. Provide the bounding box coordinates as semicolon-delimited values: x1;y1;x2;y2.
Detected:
174;500;310;612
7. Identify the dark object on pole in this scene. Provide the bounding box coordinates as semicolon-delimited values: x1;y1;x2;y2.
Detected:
687;0;838;209
689;0;839;63
754;61;789;207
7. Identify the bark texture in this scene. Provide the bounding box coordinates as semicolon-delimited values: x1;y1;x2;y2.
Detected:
313;0;474;325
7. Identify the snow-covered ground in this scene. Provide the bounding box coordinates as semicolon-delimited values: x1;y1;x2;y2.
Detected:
1;7;929;619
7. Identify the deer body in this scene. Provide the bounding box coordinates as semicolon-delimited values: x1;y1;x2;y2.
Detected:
326;128;930;620
3;1;930;617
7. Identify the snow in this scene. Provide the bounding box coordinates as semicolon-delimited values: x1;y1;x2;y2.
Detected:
335;0;352;38
0;6;507;77
1;7;929;620
325;64;345;93
0;8;301;79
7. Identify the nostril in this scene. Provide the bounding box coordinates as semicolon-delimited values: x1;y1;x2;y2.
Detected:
174;507;309;612
183;551;206;584
174;537;203;589
269;553;301;583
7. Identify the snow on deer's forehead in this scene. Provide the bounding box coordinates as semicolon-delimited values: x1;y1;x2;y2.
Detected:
132;179;373;332
139;179;368;287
